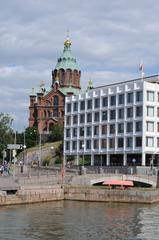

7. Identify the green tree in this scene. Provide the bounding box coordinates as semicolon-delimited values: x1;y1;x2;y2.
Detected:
0;113;13;158
25;126;38;148
50;124;64;141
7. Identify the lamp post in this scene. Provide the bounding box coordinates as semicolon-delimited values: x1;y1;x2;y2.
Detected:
100;150;103;174
82;144;85;166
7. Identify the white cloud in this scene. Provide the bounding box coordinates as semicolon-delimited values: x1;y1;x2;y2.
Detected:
0;0;159;130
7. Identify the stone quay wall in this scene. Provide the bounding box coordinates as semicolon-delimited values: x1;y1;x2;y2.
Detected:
0;185;64;206
1;186;159;205
64;187;159;204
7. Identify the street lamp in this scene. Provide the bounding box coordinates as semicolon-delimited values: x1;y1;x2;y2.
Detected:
82;144;85;166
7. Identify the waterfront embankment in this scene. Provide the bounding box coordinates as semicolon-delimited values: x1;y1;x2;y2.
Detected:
1;185;159;205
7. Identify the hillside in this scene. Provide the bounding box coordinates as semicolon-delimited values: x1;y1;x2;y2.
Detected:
18;141;62;166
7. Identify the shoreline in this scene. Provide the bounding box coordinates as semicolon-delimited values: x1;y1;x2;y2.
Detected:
1;185;159;206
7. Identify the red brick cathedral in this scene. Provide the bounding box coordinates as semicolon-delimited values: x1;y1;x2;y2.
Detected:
29;37;81;132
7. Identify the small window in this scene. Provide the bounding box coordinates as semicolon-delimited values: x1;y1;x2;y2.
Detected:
67;103;71;113
94;98;100;108
127;107;133;118
127;92;133;104
136;137;142;147
73;102;78;112
110;124;115;134
136;106;142;117
118;138;124;148
147;106;154;117
80;101;85;111
147;91;154;101
102;97;108;107
110;96;116;106
110;110;116;120
147;122;154;132
118;109;124;119
118;123;124;133
146;137;154;147
94;112;99;122
87;113;92;122
87;99;92;110
102;111;107;121
136;91;143;102
126;137;133;148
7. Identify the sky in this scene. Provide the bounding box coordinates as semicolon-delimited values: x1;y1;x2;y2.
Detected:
0;0;159;131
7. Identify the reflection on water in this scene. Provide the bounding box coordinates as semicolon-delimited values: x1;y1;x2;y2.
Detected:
0;201;159;239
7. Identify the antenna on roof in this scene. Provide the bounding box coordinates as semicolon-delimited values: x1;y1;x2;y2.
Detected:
139;61;144;80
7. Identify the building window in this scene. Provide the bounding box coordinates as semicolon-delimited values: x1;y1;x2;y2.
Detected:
146;137;154;147
127;107;133;118
118;138;124;148
118;123;124;133
136;106;142;117
94;112;99;122
66;141;70;150
80;114;85;124
79;140;84;150
73;128;77;137
110;96;116;106
157;138;159;147
126;137;132;148
147;91;154;101
79;127;84;137
80;101;85;111
110;110;116;120
87;99;92;110
87;113;92;122
135;137;142;147
136;91;143;102
94;139;99;149
73;102;78;112
102;111;107;121
72;141;77;150
147;122;154;132
86;140;91;150
86;126;92;136
102;97;108;107
136;121;142;132
127;122;133;133
66;116;71;125
66;129;70;138
109;138;115;148
118;109;124;119
101;139;107;148
73;115;78;124
101;125;107;135
94;98;100;108
127;92;133;104
147;106;154;117
94;126;99;136
157;123;159;132
67;103;71;113
110;124;115;134
54;96;59;106
118;94;124;105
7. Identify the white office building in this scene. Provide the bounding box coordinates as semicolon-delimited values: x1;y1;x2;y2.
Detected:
64;75;159;166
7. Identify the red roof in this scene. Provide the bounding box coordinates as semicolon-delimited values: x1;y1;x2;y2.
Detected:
102;180;134;187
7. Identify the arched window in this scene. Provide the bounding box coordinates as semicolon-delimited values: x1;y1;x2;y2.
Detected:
54;96;59;106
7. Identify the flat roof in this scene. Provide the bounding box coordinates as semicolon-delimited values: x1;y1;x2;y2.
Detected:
91;75;159;91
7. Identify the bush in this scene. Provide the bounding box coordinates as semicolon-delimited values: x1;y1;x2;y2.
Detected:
42;158;50;166
55;156;63;164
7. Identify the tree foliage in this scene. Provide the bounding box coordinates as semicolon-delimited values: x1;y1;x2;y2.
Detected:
0;113;13;157
49;124;64;141
25;126;38;148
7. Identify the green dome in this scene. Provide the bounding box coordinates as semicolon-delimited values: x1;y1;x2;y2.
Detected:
55;39;79;71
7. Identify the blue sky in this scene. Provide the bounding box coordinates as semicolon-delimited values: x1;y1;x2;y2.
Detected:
0;0;159;131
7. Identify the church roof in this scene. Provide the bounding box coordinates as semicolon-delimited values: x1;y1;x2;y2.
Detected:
59;86;81;96
55;38;79;71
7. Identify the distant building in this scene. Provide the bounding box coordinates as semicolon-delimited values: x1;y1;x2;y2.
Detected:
29;37;81;132
64;75;159;166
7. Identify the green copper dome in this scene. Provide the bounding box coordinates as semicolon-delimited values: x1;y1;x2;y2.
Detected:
55;38;79;71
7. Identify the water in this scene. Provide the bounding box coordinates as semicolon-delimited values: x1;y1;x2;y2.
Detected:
0;201;159;239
